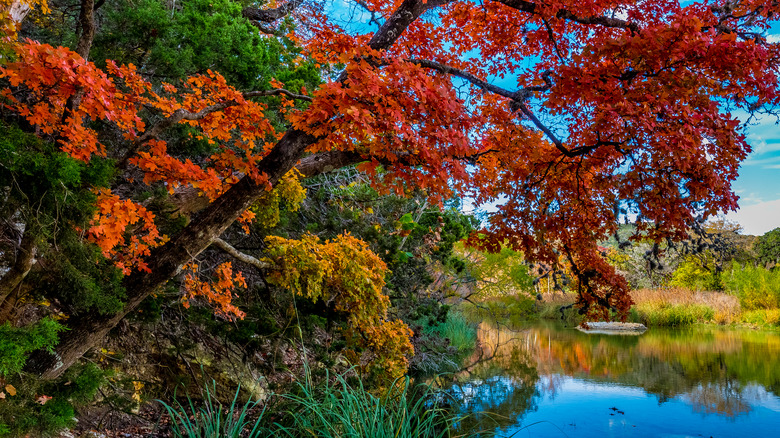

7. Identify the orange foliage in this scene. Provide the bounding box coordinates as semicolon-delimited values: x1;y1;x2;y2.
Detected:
182;262;247;320
5;0;780;375
87;189;167;274
0;40;273;300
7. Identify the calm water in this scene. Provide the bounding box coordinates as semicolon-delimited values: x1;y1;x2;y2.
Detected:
446;321;780;437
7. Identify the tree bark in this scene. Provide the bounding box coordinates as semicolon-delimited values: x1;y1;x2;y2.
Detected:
24;0;439;380
5;0;32;24
0;231;36;307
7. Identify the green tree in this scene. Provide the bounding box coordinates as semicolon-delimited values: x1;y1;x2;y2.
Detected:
755;228;780;268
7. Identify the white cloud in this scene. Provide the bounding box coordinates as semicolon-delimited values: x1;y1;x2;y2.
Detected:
724;199;780;235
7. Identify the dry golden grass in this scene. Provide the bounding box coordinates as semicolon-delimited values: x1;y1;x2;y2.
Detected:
630;287;741;324
540;291;576;305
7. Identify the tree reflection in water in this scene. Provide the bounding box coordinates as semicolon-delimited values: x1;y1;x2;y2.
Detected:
444;321;780;435
445;323;541;435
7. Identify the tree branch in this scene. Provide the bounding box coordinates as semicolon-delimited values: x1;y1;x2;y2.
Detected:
119;89;312;168
75;0;96;59
354;0;384;27
0;231;36;305
212;238;271;270
244;88;312;102
496;0;640;34
242;0;305;23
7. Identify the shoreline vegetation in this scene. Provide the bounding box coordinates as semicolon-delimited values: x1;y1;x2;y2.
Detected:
466;286;780;330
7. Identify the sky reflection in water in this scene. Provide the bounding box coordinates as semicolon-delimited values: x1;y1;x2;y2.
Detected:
448;322;780;437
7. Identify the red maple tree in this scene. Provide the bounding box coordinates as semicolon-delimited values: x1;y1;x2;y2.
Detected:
3;0;779;378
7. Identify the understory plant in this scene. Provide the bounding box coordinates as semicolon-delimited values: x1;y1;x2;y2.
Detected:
160;370;460;438
158;381;268;438
274;372;455;438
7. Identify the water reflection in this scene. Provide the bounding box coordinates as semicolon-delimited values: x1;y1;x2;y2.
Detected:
448;322;780;437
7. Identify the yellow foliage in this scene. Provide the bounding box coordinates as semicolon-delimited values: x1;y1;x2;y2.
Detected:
250;169;306;229
265;233;414;382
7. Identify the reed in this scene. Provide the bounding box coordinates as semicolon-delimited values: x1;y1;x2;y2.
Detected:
630;288;740;326
426;312;478;358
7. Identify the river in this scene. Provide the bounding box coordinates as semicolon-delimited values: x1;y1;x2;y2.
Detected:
445;321;780;437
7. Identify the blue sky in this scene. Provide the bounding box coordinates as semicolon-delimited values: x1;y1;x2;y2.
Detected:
724;113;780;235
721;26;780;236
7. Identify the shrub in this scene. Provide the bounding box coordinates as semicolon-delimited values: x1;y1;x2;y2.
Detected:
722;263;780;310
0;363;106;437
668;256;721;291
0;318;63;376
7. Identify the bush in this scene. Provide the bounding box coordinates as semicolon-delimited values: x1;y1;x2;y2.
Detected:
722;263;780;310
668;256;721;291
0;363;107;437
0;318;63;376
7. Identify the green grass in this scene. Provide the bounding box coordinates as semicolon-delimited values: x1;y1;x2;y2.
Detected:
425;312;477;358
161;371;460;438
274;373;455;438
739;309;780;328
158;380;269;438
633;302;715;326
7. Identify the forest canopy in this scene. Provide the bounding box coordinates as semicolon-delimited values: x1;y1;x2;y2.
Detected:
0;0;779;385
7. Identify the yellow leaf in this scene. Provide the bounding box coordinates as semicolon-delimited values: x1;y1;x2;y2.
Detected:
4;385;16;396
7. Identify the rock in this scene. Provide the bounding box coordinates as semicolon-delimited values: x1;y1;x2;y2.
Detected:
576;322;647;335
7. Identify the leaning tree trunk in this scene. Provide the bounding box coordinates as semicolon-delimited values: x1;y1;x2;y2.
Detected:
24;0;437;380
0;231;36;307
25;128;316;379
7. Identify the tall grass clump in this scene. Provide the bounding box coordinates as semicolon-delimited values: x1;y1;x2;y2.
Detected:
275;372;454;438
159;381;268;438
426;312;477;358
722;262;780;310
630;288;739;326
633;302;715;326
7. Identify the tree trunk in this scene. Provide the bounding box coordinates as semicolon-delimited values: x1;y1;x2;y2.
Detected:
0;231;36;307
5;0;31;24
24;0;436;380
25;128;316;378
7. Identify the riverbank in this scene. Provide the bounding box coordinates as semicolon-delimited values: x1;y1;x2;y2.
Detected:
463;288;780;329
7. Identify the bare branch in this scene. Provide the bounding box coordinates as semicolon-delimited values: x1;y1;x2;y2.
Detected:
496;0;640;34
244;88;312;102
242;0;305;23
354;0;384;26
212;237;271;270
